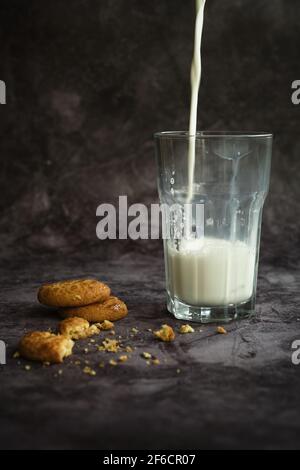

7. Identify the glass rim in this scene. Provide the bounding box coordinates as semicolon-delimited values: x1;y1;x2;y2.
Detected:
154;131;273;139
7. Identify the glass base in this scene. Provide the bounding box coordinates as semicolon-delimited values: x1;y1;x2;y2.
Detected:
167;292;255;324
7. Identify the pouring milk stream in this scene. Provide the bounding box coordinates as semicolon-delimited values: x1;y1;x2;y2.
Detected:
187;0;206;202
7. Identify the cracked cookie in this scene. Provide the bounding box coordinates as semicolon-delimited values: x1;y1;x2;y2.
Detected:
58;317;100;340
19;331;74;364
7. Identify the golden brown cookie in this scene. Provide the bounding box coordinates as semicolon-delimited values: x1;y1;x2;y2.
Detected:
38;279;111;307
58;317;100;340
60;296;128;322
19;331;74;364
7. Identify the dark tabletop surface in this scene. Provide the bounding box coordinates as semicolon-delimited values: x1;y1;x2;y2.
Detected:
0;246;299;450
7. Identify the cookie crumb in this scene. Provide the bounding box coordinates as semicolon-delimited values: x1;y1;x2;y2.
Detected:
179;324;195;334
58;369;63;375
83;348;89;354
125;346;133;353
152;358;160;365
13;351;20;359
96;320;114;331
25;365;31;371
216;326;227;335
109;359;117;366
43;361;50;366
83;366;96;376
98;362;105;368
142;352;152;359
119;355;128;363
109;330;115;336
176;368;181;374
154;324;175;342
99;338;120;353
131;327;138;334
74;360;81;365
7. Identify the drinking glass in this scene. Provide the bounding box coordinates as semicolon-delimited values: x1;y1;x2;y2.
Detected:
154;131;273;323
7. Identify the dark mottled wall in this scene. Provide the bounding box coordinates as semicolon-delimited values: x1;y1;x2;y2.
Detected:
0;0;299;261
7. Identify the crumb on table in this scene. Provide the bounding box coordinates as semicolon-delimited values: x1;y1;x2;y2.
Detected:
154;324;175;342
83;366;96;376
216;326;227;335
179;324;195;334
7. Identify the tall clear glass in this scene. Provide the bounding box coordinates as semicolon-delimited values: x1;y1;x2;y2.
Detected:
155;131;273;323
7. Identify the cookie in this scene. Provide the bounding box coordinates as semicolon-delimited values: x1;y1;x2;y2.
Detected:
19;331;74;364
38;279;111;308
60;296;128;322
59;317;100;340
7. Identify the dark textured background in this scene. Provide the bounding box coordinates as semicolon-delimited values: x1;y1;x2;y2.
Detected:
0;0;299;258
0;0;300;450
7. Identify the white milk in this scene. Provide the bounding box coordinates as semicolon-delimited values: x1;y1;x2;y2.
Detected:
167;238;256;306
187;0;206;201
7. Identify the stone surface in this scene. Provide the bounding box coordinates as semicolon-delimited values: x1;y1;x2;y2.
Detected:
0;0;299;450
0;251;299;450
